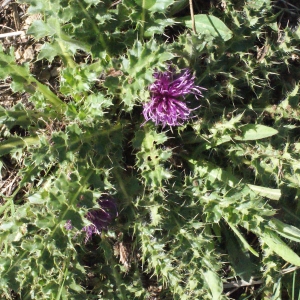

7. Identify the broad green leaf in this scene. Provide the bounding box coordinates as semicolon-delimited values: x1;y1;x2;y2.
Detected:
202;269;223;300
35;216;56;229
228;223;259;257
148;0;175;12
134;0;156;9
0;104;52;129
224;226;255;281
69;280;84;293
247;184;281;200
37;42;61;62
58;35;90;55
21;239;43;252
63;210;85;230
28;193;45;204
83;0;101;4
179;14;233;41
27;20;56;39
167;0;188;16
261;228;300;266
134;0;174;12
234;124;278;141
0;221;16;230
269;218;300;243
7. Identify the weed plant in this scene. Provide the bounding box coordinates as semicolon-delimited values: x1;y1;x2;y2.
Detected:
0;0;300;298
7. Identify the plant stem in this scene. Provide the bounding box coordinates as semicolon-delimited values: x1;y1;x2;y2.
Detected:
102;234;127;299
76;0;107;51
189;0;197;34
140;0;146;39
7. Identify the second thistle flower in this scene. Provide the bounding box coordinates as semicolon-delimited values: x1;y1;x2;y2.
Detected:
142;68;206;127
82;197;118;242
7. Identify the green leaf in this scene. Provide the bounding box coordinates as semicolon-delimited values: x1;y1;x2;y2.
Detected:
234;124;278;141
149;205;162;226
121;40;173;109
134;0;174;12
124;39;173;75
202;269;223;300
246;0;271;10
189;159;239;187
64;210;85;230
0;47;67;112
269;218;300;243
0;136;40;156
224;226;255;281
260;228;300;266
37;41;61;62
21;238;43;252
27;19;56;39
36;215;56;229
247;184;281;200
144;18;175;37
0;104;34;129
28;193;45;204
167;0;188;16
148;0;175;12
58;35;90;55
179;14;233;41
228;223;259;257
279;84;299;109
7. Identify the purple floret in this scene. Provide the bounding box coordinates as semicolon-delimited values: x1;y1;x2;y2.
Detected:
64;219;73;230
82;197;118;242
142;68;206;127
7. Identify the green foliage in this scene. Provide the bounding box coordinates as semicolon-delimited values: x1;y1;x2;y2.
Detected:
179;14;233;41
0;0;300;298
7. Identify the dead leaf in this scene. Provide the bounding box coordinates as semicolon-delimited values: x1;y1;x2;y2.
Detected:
114;241;131;271
23;46;34;62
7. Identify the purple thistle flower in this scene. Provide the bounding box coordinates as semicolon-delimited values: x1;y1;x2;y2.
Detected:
64;220;73;230
82;197;118;242
142;68;206;127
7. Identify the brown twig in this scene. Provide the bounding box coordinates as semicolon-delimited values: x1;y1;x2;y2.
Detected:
0;0;12;8
110;0;122;8
224;278;263;289
0;31;24;38
189;0;197;34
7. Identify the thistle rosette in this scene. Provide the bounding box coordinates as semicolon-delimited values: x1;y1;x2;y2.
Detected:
142;68;206;127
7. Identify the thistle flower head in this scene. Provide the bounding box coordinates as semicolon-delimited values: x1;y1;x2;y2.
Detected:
142;68;206;127
64;220;73;230
82;197;118;242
